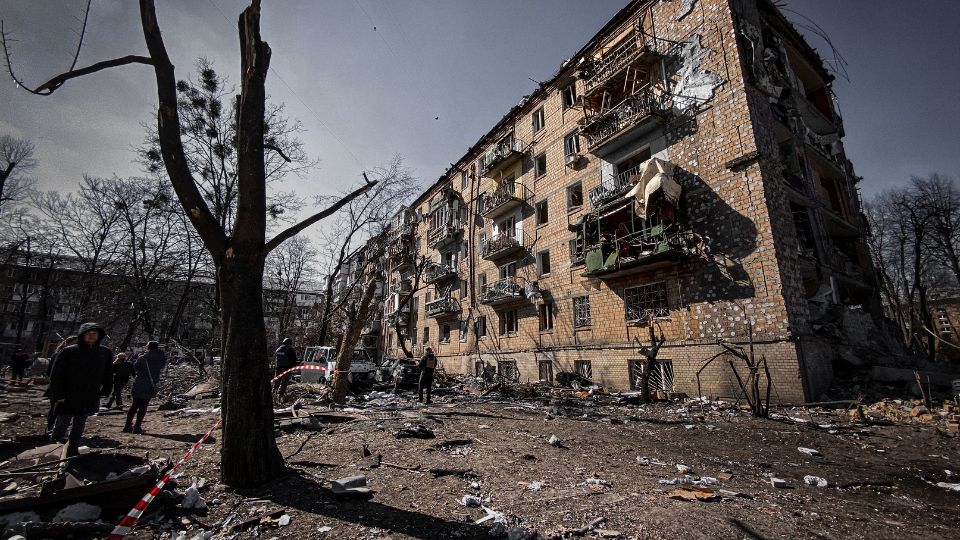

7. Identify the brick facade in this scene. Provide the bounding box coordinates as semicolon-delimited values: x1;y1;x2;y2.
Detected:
380;0;876;404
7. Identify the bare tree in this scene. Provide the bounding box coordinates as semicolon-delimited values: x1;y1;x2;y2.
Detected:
264;235;318;343
635;321;665;403
3;0;375;486
0;135;37;216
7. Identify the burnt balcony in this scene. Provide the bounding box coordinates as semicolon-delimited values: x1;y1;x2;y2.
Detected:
427;222;463;249
580;30;660;96
424;263;457;285
582;225;690;279
480;138;526;178
582;85;666;152
480;278;526;306
479;181;529;220
589;163;642;210
480;232;526;261
390;222;415;239
384;304;410;326
390;279;413;295
425;296;459;318
388;244;414;271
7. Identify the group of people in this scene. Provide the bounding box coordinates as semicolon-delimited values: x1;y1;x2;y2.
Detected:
43;322;166;455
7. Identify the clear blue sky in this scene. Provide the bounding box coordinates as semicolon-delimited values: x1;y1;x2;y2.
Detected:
1;0;958;211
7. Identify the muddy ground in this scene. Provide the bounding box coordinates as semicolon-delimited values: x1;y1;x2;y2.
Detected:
0;380;957;540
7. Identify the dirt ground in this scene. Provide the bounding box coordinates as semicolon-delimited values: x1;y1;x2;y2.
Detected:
1;379;958;540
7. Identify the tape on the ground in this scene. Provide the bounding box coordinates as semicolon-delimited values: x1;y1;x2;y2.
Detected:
106;418;222;539
108;364;340;538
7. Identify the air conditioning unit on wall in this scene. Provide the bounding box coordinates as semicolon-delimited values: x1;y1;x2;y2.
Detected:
565;153;582;167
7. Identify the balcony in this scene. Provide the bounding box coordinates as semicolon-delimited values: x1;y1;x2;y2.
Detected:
425;296;459;318
390;279;413;295
427;222;463;249
424;263;457;285
582;85;666;152
480;232;526;261
479;181;529;220
388;244;414;271
390;222;415;239
589;163;642;210
480;138;526;178
582;226;690;279
480;278;526;306
580;30;660;96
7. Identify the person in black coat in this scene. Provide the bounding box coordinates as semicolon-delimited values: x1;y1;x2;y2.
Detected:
418;347;438;404
123;341;166;434
45;335;77;432
272;337;298;399
105;352;134;409
9;347;29;384
48;323;113;455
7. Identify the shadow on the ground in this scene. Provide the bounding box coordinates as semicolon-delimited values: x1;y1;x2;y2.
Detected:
143;433;217;444
427;410;525;422
246;468;491;539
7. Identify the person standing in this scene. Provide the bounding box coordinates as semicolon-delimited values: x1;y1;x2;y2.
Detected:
45;335;77;432
124;341;166;434
105;353;134;409
9;347;29;384
48;323;112;456
272;337;298;400
418;347;438;404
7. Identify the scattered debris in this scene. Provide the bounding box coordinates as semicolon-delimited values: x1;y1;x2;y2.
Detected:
548;434;562;447
804;475;830;488
770;478;789;488
330;475;371;496
461;495;482;507
798;447;821;456
668;484;720;502
52;502;101;522
394;424;435;439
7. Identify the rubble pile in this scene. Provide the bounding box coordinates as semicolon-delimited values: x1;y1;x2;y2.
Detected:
854;398;960;432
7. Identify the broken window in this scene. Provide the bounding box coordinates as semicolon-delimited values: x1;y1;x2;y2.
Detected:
459;320;469;341
562;82;578;108
499;309;519;335
440;324;451;343
535;152;548;179
564;130;581;157
538;360;554;383
478;272;487;293
423;327;430;344
572;296;591;327
461;170;469;189
538;300;555;331
475;315;487;339
624;282;668;322
498;262;517;281
498;360;518;381
567;182;584;210
537;250;551;276
790;202;817;257
574;360;592;380
532;106;545;132
536;199;549;225
631;359;674;392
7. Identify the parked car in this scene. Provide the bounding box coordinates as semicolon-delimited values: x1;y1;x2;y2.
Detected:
376;356;421;388
299;346;377;384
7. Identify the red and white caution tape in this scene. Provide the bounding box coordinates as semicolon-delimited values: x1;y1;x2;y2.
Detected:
106;418;222;540
108;364;338;539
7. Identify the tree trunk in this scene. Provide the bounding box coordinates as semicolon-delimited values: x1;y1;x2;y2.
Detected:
218;255;284;485
332;278;379;403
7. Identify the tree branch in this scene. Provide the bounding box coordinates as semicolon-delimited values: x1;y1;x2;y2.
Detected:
1;19;153;96
264;174;377;254
263;143;291;163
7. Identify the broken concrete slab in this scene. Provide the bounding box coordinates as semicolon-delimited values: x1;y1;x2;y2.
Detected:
330;475;371;496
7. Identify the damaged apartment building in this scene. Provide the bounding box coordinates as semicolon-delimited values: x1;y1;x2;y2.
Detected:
379;0;877;403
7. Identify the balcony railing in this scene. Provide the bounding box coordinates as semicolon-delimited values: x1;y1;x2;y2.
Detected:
480;138;525;178
425;296;459;318
581;30;659;95
582;85;666;150
427;222;463;248
479;181;528;219
390;279;413;295
424;263;457;284
480;232;526;260
589;163;643;209
582;225;690;279
480;278;525;305
390;222;414;238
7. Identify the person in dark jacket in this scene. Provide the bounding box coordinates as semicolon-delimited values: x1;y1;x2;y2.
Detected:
123;341;166;434
272;337;298;400
9;347;29;384
48;323;112;455
45;335;77;432
418;347;438;404
105;352;134;409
